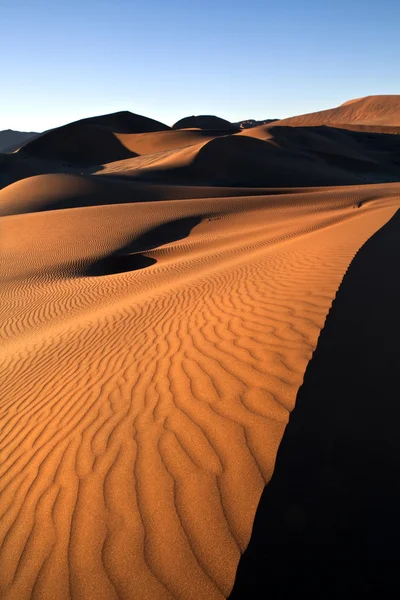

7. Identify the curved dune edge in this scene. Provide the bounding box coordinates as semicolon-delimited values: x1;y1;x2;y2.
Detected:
229;207;400;596
0;186;399;599
276;95;400;128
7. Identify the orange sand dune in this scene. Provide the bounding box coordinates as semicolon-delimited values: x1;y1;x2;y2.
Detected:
276;95;400;129
102;132;400;187
18;111;170;165
1;177;399;598
241;123;400;182
114;129;218;156
3;101;399;192
0;171;329;216
1;104;400;599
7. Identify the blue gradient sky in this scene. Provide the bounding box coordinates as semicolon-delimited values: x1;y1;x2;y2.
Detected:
1;0;399;131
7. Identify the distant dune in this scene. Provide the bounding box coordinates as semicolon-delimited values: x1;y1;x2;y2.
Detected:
276;95;400;130
173;114;238;131
125;134;364;187
18;111;170;165
97;121;400;187
1;97;400;599
79;110;170;133
0;129;38;152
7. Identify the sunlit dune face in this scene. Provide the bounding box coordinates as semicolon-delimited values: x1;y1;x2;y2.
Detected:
1;103;400;598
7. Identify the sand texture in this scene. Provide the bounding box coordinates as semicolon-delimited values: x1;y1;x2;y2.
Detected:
1;102;400;598
276;95;400;131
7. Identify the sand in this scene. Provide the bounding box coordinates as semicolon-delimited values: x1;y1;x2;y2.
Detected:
276;95;400;130
1;103;400;599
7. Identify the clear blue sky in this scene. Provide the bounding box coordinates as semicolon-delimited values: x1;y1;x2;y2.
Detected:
1;0;399;132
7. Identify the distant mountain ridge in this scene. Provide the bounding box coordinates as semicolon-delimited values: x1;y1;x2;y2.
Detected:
0;129;39;153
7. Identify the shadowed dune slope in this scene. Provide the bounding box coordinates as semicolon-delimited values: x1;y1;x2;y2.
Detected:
241;124;400;180
2;101;399;192
186;136;358;186
0;130;218;192
230;208;400;597
277;95;400;129
3;124;398;195
173;115;238;131
113;129;218;155
77;110;170;133
18;111;170;165
126;134;394;187
0;171;327;216
18;122;137;165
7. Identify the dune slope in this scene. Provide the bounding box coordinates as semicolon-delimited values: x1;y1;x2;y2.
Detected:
277;95;400;129
173;115;237;131
1;174;399;598
18;111;170;166
3;99;400;191
230;207;400;597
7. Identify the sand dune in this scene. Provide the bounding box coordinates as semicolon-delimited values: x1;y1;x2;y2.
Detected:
18;111;170;165
114;129;218;155
230;208;400;596
77;111;170;134
19;123;137;165
173;115;238;131
0;172;325;216
277;95;400;129
3;100;399;193
1;101;400;599
241;123;400;181
98;131;400;187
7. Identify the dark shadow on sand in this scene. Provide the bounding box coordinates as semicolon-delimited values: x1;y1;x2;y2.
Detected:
84;215;202;276
230;208;400;595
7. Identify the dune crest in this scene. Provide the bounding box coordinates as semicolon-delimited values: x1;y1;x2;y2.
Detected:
276;95;400;129
172;115;238;132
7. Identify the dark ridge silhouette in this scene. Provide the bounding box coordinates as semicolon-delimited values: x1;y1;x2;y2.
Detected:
230;209;400;596
0;129;39;153
84;215;202;276
18;111;170;166
19;122;138;165
172;115;239;131
77;110;170;133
